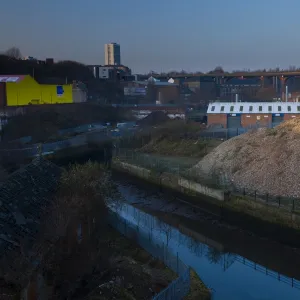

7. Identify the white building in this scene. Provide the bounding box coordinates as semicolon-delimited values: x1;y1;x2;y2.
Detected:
99;67;110;79
104;43;121;65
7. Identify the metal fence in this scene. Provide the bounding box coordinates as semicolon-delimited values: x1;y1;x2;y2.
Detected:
108;211;192;300
115;148;300;213
201;123;277;139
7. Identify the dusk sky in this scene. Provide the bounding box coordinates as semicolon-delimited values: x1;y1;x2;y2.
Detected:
1;0;300;74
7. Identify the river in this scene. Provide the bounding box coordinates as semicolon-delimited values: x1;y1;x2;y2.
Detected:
113;173;300;300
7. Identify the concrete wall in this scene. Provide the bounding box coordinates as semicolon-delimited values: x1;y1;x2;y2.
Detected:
178;177;224;201
117;162;151;179
113;161;225;201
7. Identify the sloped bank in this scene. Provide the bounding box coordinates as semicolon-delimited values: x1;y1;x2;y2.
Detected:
112;159;300;248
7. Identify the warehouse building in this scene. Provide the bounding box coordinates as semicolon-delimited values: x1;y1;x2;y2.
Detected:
207;102;300;128
0;75;85;107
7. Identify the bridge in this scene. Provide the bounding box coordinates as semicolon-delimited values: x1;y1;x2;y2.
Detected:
150;71;300;80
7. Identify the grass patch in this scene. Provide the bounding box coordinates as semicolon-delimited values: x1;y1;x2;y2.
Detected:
185;269;211;300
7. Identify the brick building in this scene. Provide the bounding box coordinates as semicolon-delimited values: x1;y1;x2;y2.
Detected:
207;102;300;128
124;77;180;104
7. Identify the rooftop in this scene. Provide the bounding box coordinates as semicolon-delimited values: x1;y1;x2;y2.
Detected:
208;102;300;114
0;75;26;83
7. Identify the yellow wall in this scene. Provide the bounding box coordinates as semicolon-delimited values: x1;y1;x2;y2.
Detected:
6;75;73;106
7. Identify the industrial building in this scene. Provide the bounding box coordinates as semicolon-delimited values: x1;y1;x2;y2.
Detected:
207;102;300;128
0;75;86;107
88;64;131;80
124;76;180;104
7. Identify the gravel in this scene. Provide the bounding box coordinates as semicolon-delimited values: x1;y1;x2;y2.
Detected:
190;118;300;198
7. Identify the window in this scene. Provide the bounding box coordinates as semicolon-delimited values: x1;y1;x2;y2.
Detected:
211;106;215;112
278;106;281;111
297;106;300;112
249;106;253;112
221;106;224;112
230;106;234;112
288;106;291;112
240;106;243;112
259;106;262;112
268;106;272;112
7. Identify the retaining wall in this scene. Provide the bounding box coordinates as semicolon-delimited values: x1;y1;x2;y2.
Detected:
113;161;225;201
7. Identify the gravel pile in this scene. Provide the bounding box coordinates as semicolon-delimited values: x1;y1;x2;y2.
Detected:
190;118;300;198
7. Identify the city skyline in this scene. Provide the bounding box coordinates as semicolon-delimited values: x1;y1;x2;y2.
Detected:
1;0;300;73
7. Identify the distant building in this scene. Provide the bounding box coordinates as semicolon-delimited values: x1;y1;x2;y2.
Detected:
124;76;180;104
23;56;37;61
45;58;54;64
207;102;300;128
0;75;85;107
88;64;131;80
104;43;121;65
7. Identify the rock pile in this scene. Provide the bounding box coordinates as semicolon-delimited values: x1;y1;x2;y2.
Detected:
190;118;300;198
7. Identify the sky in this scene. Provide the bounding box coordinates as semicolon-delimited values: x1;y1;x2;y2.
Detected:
1;0;300;74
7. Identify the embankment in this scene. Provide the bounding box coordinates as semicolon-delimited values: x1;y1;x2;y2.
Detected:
112;159;300;248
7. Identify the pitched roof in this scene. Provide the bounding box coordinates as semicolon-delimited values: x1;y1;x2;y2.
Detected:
0;158;61;265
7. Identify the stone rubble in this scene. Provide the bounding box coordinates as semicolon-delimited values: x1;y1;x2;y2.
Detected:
190;118;300;198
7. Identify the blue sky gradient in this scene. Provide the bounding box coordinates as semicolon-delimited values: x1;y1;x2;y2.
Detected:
1;0;300;73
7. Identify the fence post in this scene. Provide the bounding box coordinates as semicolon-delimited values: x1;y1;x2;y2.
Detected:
177;252;179;274
293;199;295;212
254;190;257;201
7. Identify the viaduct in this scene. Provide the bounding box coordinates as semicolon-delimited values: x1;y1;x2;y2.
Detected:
140;71;300;94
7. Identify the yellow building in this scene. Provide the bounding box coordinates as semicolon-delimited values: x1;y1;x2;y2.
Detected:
0;75;73;106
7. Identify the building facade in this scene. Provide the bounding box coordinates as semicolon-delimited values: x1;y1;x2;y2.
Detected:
0;75;75;107
104;43;121;65
207;102;300;128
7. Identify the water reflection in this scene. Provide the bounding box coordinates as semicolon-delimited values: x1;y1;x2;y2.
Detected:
111;202;300;300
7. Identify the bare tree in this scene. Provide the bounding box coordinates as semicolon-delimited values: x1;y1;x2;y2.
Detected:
207;66;225;74
4;47;22;59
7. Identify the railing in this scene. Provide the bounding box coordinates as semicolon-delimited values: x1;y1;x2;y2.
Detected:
115;148;300;214
233;255;300;290
108;211;192;300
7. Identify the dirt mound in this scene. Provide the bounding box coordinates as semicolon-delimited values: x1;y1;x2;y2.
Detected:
190;118;300;198
137;111;170;127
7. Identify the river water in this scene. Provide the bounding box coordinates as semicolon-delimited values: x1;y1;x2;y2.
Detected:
113;175;300;300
